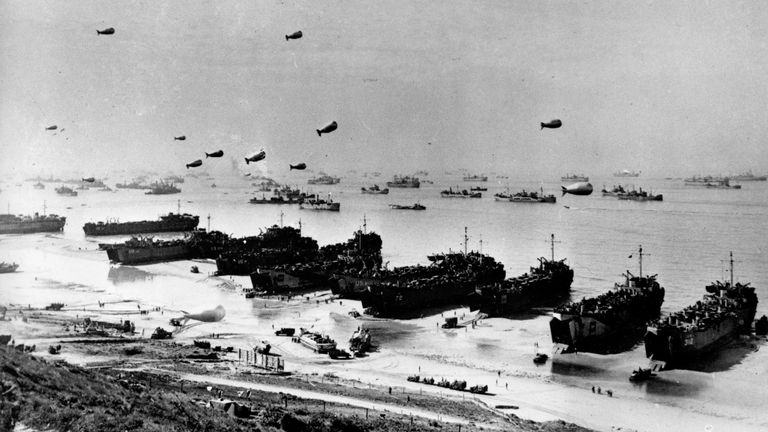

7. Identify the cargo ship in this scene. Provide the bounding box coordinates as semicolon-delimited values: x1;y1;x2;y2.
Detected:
469;235;572;316
361;185;389;194
549;246;665;354
440;187;481;198
145;181;181;195
0;213;66;234
307;174;340;185
386;175;420;188
616;189;663;201
299;196;340;211
561;174;589;182
727;171;766;181
55;186;78;196
644;252;757;369
462;174;488;182
506;189;556;203
614;170;641;177
115;180;150;190
83;213;199;236
248;195;302;205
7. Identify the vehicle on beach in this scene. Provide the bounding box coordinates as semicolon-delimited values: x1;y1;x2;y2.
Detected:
294;329;337;353
629;367;656;382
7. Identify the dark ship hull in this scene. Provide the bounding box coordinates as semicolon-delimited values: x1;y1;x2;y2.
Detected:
0;214;66;235
550;289;664;353
250;267;330;293
469;258;573;316
216;250;316;276
358;279;479;316
83;213;199;236
104;242;194;265
644;279;757;369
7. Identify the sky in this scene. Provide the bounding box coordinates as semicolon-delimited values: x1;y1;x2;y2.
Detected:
2;0;768;180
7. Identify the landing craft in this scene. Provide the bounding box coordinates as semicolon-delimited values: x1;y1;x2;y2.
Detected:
186;159;203;169
540;119;562;130
174;135;186;141
316;121;337;137
179;305;226;324
561;182;593;196
45;125;58;131
205;150;224;158
245;150;266;164
285;30;302;41
82;177;95;183
96;27;115;35
290;163;306;170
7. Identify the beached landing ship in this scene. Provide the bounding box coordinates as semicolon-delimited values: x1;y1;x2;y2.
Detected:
83;213;199;236
0;212;66;235
644;252;757;370
550;246;665;354
469;235;572;316
100;230;231;265
215;225;319;276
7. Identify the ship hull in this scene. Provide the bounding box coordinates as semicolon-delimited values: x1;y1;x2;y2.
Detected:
470;269;573;316
250;269;329;293
0;220;66;235
644;309;755;369
105;244;193;265
386;182;420;188
550;289;664;354
83;218;198;236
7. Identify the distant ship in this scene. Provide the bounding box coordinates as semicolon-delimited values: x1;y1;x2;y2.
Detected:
0;262;19;273
0;213;66;234
299;195;340;211
164;175;185;184
505;189;556;203
704;178;741;189
616;188;663;201
601;185;627;196
249;195;302;205
614;170;641;177
55;186;78;196
470;236;572;316
33;182;45;190
145;181;181;195
361;185;389;194
115;180;150;190
644;253;757;370
307;174;340;185
550;246;665;354
386;175;420;188
389;203;426;210
561;174;589;182
683;175;722;186
728;171;766;181
83;213;199;236
440;187;481;198
462;174;488;182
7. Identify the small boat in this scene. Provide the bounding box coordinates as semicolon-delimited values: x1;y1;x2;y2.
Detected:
508;188;556;203
361;185;389;194
470;186;487;192
389;203;426;210
55;186;78;196
629;367;657;382
463;174;488;182
601;185;627;197
33;182;45;190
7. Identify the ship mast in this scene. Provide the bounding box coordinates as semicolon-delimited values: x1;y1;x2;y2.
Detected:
638;245;643;278
464;227;468;255
298;218;302;236
730;251;734;287
207;214;211;232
